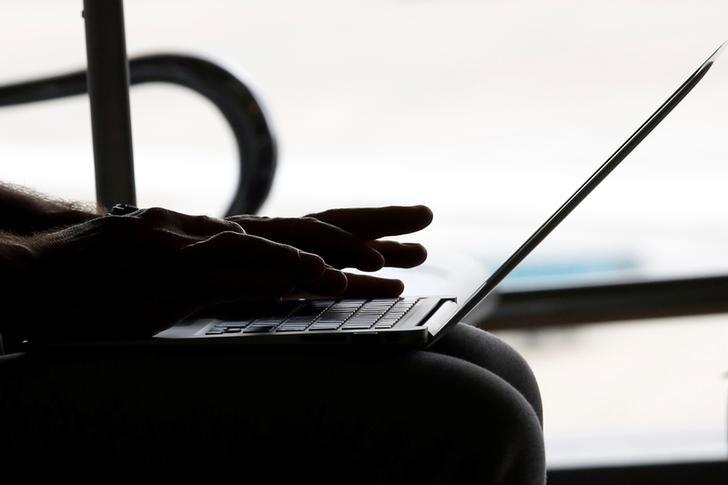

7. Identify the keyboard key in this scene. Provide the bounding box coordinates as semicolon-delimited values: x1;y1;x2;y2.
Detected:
222;320;252;329
274;300;334;332
251;318;284;325
308;300;366;331
277;317;316;328
292;301;334;317
340;299;397;330
224;327;242;333
342;317;380;330
275;326;307;333
373;298;419;329
244;324;278;334
341;322;374;330
375;318;399;329
279;300;347;331
308;324;341;331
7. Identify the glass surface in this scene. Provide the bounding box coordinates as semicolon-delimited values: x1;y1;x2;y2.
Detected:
1;0;726;468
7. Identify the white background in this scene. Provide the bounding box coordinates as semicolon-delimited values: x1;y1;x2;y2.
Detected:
1;0;727;468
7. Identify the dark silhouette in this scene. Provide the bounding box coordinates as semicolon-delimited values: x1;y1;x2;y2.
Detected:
0;183;545;482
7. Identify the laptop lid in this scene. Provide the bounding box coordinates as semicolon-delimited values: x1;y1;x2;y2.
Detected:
432;42;726;338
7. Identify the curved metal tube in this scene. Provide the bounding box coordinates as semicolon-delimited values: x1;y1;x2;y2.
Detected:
0;54;277;215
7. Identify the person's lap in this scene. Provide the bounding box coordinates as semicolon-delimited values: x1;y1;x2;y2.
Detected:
0;323;545;484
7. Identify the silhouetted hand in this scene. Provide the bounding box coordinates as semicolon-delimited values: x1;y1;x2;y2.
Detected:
17;208;345;342
228;205;433;297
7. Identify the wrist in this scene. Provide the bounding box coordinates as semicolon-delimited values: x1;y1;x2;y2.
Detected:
45;207;100;229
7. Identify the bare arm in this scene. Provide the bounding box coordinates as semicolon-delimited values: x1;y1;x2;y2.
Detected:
0;183;101;235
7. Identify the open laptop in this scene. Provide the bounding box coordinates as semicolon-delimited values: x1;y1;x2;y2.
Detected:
153;42;724;348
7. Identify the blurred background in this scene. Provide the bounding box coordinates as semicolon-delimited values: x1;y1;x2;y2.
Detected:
1;0;727;469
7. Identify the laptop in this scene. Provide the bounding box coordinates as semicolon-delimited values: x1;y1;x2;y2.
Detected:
155;42;723;348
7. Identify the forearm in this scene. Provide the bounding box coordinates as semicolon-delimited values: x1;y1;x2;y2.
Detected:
0;183;101;235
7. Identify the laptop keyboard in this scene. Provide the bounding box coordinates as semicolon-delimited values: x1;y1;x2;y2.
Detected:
204;298;420;335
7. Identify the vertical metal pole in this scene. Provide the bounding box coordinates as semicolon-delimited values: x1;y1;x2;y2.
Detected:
82;0;136;208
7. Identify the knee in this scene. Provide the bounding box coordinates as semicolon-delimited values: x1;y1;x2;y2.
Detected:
433;324;543;423
402;354;545;485
484;331;544;424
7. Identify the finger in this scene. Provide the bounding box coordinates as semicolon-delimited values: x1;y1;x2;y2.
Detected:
338;272;404;299
134;265;302;328
306;205;433;240
365;241;428;268
165;267;301;307
179;232;327;281
189;297;289;320
297;267;348;296
180;267;348;307
192;270;300;301
230;216;385;271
